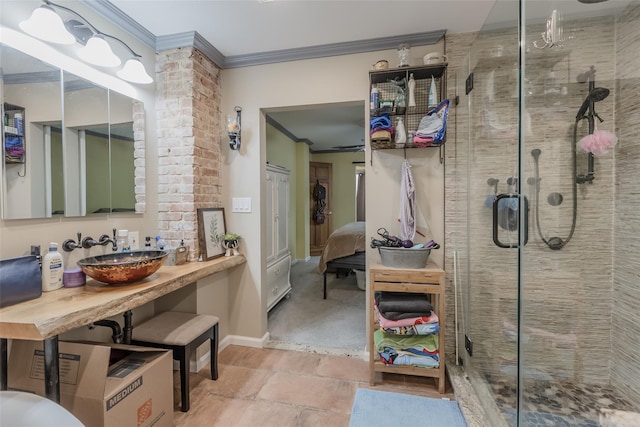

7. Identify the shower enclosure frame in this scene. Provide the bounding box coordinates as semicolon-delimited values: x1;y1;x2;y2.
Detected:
449;1;639;426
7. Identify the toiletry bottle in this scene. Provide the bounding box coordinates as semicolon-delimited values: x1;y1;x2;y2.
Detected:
42;242;64;292
14;113;24;136
429;76;438;107
117;229;130;252
155;235;167;250
395;118;407;145
408;74;416;107
370;85;379;114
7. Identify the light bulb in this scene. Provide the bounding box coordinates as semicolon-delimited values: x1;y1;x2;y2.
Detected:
117;58;153;84
19;5;75;45
78;36;121;67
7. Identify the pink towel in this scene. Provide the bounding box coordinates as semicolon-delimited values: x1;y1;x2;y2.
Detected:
375;304;439;328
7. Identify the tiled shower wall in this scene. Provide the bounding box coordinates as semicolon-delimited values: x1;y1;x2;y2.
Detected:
444;4;640;396
612;1;640;408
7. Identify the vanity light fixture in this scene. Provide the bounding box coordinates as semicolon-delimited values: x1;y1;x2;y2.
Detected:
19;4;75;45
19;0;153;84
77;34;121;67
227;106;242;151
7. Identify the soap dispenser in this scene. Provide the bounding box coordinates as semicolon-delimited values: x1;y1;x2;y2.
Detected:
175;240;189;265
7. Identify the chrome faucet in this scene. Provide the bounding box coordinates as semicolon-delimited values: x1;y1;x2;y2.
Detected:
62;232;84;252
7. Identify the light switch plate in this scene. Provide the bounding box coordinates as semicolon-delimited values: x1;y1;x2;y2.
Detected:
232;197;252;213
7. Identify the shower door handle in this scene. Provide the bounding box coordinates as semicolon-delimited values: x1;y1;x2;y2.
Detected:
492;194;529;248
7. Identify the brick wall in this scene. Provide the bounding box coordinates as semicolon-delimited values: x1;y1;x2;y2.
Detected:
156;47;222;260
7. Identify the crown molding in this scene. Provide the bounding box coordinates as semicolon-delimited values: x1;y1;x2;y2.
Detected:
266;115;313;147
156;32;225;69
82;0;156;49
224;30;446;69
89;2;445;69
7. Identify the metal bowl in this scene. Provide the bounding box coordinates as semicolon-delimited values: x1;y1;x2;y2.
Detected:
77;250;168;284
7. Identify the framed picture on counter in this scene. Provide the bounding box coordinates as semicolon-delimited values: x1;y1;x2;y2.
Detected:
197;208;226;260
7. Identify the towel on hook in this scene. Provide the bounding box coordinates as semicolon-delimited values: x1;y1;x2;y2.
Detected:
399;159;416;242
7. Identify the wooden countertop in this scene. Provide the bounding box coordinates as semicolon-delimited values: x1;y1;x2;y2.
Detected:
0;255;246;341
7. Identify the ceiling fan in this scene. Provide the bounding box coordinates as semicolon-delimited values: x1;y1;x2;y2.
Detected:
331;144;365;152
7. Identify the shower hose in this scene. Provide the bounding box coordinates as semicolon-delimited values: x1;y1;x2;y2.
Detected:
532;119;579;250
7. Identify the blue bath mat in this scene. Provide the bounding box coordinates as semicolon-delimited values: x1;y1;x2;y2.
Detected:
349;388;467;427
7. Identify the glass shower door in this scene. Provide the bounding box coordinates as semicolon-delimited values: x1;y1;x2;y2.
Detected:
454;1;640;425
454;1;522;425
518;0;640;425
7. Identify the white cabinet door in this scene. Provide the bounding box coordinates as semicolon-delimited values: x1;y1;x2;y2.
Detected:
275;171;289;259
266;164;290;262
265;169;276;264
266;164;291;311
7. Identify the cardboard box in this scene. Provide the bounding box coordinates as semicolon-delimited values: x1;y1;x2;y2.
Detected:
8;341;173;427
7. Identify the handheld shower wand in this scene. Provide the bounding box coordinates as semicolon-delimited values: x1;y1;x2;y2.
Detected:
576;87;610;121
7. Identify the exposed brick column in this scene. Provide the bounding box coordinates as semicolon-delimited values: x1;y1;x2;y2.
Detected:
156;47;222;260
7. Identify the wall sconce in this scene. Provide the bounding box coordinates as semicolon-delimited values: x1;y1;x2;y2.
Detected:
19;0;153;84
227;106;242;151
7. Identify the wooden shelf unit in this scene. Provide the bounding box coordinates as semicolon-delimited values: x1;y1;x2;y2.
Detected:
369;262;446;393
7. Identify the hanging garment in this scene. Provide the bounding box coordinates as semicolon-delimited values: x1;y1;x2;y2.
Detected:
312;179;327;224
399;159;416;242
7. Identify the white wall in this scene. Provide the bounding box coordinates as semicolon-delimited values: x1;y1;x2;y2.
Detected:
2;1;446;346
1;1;159;341
221;41;446;340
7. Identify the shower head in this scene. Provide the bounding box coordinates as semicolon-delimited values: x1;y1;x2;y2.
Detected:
576;87;610;119
531;148;542;160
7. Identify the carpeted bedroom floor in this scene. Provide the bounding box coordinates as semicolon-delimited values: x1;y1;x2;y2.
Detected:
267;256;366;355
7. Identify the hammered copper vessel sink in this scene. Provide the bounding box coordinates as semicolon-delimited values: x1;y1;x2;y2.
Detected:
77;250;168;284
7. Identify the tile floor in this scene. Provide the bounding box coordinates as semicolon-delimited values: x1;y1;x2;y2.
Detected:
173;345;455;427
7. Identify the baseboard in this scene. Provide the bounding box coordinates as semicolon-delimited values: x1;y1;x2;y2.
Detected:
222;332;270;349
292;256;311;265
175;332;271;373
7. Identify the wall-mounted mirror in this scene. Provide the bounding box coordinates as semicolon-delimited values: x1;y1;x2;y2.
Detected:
109;90;137;214
63;71;109;217
0;43;145;219
1;44;63;219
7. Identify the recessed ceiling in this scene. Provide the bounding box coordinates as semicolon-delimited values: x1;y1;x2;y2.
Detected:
267;103;366;153
107;1;497;58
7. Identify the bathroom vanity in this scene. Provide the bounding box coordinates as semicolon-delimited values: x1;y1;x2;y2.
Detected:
0;255;246;403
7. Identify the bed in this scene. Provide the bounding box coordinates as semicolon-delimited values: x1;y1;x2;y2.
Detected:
317;221;366;299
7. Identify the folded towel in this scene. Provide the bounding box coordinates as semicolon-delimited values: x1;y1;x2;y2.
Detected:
375;292;433;319
414;99;450;143
374;329;439;357
381;323;439;336
371;130;392;144
370;115;392;130
375;305;439;328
